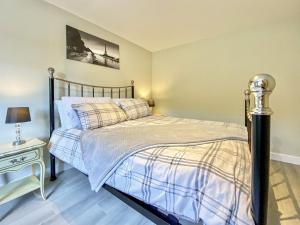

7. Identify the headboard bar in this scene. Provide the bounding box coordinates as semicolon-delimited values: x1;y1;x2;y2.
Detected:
54;77;133;89
67;83;71;96
131;80;135;98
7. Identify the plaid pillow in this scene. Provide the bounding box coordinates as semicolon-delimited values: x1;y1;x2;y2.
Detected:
72;103;127;130
117;99;151;120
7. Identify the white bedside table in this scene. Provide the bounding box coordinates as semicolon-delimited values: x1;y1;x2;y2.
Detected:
0;138;46;205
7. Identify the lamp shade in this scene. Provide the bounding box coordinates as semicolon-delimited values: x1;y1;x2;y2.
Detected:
5;107;31;124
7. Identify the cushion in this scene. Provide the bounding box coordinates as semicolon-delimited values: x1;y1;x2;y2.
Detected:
115;98;151;120
71;102;127;130
61;97;112;129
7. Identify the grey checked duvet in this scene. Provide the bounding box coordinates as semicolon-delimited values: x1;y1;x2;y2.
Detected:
48;116;254;225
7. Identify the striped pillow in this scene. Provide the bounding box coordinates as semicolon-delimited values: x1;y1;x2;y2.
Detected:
117;98;151;120
71;103;127;130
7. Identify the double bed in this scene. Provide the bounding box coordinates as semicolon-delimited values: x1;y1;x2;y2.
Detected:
47;67;275;225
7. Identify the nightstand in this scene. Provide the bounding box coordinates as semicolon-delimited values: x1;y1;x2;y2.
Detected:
0;138;46;205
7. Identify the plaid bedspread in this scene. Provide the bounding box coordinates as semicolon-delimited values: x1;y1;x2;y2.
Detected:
48;116;253;225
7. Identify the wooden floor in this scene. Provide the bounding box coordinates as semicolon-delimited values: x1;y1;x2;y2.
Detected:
0;160;299;225
267;161;300;225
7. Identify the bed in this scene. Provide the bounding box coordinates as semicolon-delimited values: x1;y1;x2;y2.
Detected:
47;67;276;225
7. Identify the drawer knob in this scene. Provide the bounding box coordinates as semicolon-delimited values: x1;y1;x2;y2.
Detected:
10;156;27;164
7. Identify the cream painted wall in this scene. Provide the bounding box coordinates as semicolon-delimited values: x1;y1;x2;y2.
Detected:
0;0;152;144
0;0;151;183
152;17;300;157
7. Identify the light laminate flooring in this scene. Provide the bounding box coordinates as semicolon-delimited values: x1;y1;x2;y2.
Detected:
0;160;299;225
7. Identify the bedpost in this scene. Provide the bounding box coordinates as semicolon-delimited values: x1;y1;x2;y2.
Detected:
244;89;251;146
48;67;57;181
244;89;250;127
131;80;135;98
249;74;276;225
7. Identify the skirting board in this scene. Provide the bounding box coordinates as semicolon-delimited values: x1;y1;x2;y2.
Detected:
271;152;300;165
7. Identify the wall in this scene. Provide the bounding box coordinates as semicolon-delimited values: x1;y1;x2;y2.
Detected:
152;17;300;158
0;0;152;183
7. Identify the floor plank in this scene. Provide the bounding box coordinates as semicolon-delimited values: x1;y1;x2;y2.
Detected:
268;161;300;225
0;160;299;225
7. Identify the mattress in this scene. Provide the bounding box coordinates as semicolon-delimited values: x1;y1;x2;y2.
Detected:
48;115;253;225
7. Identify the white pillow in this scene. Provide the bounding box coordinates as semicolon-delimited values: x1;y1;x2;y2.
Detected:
112;98;125;106
112;98;132;107
55;100;68;129
61;97;112;129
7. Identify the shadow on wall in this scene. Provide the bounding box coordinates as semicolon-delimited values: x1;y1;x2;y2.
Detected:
268;161;300;224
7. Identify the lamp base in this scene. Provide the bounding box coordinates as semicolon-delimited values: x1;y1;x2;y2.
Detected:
13;140;26;146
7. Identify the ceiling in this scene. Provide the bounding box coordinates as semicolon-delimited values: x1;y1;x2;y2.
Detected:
45;0;300;52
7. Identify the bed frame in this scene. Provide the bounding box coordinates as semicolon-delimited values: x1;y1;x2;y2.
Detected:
48;67;275;225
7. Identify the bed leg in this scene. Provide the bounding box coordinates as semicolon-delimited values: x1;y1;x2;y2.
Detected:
248;74;275;225
50;153;57;181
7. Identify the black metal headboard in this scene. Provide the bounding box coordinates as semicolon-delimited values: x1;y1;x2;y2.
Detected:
48;67;134;135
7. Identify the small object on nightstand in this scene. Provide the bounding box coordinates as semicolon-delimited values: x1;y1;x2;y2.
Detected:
147;99;155;107
5;107;31;146
0;138;46;205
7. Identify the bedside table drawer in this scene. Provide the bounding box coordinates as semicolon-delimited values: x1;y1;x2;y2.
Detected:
0;150;39;171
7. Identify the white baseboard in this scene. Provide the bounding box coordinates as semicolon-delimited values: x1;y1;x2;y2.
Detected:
271;152;300;165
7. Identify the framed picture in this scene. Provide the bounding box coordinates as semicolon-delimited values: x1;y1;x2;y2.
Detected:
66;25;120;69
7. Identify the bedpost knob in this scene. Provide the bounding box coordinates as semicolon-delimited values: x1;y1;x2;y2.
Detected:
48;67;55;78
244;89;250;100
131;80;134;86
248;74;276;115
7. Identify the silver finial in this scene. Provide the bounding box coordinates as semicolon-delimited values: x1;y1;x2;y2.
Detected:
131;80;134;86
248;74;276;115
48;67;55;78
244;89;250;100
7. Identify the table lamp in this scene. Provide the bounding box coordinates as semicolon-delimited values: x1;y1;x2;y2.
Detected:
5;107;31;146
